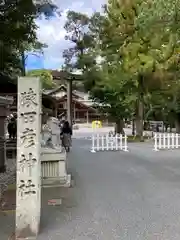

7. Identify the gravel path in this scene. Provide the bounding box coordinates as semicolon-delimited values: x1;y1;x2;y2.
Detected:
0;158;16;199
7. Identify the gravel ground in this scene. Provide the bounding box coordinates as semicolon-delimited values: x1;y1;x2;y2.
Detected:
0;158;16;199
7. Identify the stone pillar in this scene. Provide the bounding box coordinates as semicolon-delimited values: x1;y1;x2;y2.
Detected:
16;77;41;239
0;97;13;173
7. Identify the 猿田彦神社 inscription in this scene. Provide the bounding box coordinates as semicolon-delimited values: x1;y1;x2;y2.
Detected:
19;153;37;175
20;128;36;148
21;111;36;123
18;179;36;198
20;88;38;107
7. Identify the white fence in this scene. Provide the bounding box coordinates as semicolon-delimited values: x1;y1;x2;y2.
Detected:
91;134;128;153
154;133;180;151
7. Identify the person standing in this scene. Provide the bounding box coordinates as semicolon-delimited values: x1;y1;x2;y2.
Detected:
11;117;17;139
60;121;72;152
7;116;17;139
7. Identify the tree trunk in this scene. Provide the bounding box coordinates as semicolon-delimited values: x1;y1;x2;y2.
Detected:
132;119;135;135
21;50;26;76
175;114;180;133
135;74;144;141
135;98;144;141
67;79;73;128
175;120;180;133
115;119;125;135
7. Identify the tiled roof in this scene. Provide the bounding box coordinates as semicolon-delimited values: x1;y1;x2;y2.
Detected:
51;70;83;80
43;85;66;95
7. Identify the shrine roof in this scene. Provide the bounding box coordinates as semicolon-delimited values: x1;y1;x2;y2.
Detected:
51;70;83;81
43;85;66;95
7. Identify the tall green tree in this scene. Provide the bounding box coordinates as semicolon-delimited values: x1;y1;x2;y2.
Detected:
0;0;37;76
0;0;59;77
63;9;136;133
63;0;180;136
63;11;91;71
99;0;180;137
27;69;55;89
63;11;104;72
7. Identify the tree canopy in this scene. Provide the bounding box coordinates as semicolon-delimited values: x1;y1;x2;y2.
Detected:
63;0;180;135
27;69;55;89
0;0;59;77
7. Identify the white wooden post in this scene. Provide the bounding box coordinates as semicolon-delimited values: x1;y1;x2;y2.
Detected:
110;134;113;150
163;133;166;149
171;133;174;148
106;134;109;150
124;135;128;152
119;134;122;150
16;77;41;239
97;134;100;151
101;135;104;151
167;133;170;149
115;134;118;150
175;133;179;148
91;134;96;153
159;133;162;149
154;133;158;151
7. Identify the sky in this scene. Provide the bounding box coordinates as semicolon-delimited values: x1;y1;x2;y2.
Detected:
26;0;105;71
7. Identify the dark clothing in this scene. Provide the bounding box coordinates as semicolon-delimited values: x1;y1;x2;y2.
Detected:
59;120;65;128
60;122;72;152
60;127;72;135
8;118;17;139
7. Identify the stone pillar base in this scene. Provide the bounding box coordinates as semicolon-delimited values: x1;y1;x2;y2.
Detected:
41;148;71;188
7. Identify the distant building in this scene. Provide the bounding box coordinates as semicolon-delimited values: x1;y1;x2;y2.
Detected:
51;70;70;85
0;73;57;119
44;85;102;123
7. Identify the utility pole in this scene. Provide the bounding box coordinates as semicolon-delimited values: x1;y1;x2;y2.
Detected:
21;50;26;76
66;71;82;129
66;77;72;127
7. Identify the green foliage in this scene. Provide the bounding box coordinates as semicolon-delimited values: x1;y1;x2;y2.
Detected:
63;11;91;70
63;11;102;72
27;69;55;89
0;0;58;77
63;0;180;130
0;0;37;76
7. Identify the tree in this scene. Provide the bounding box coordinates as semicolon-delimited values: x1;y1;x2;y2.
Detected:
80;2;137;133
63;11;95;125
0;0;59;77
0;0;36;76
63;1;180;136
98;0;180;137
27;69;55;89
63;11;92;71
63;11;105;72
84;63;136;133
63;9;135;133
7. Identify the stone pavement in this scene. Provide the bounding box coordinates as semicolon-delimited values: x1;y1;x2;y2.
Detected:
2;140;180;239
